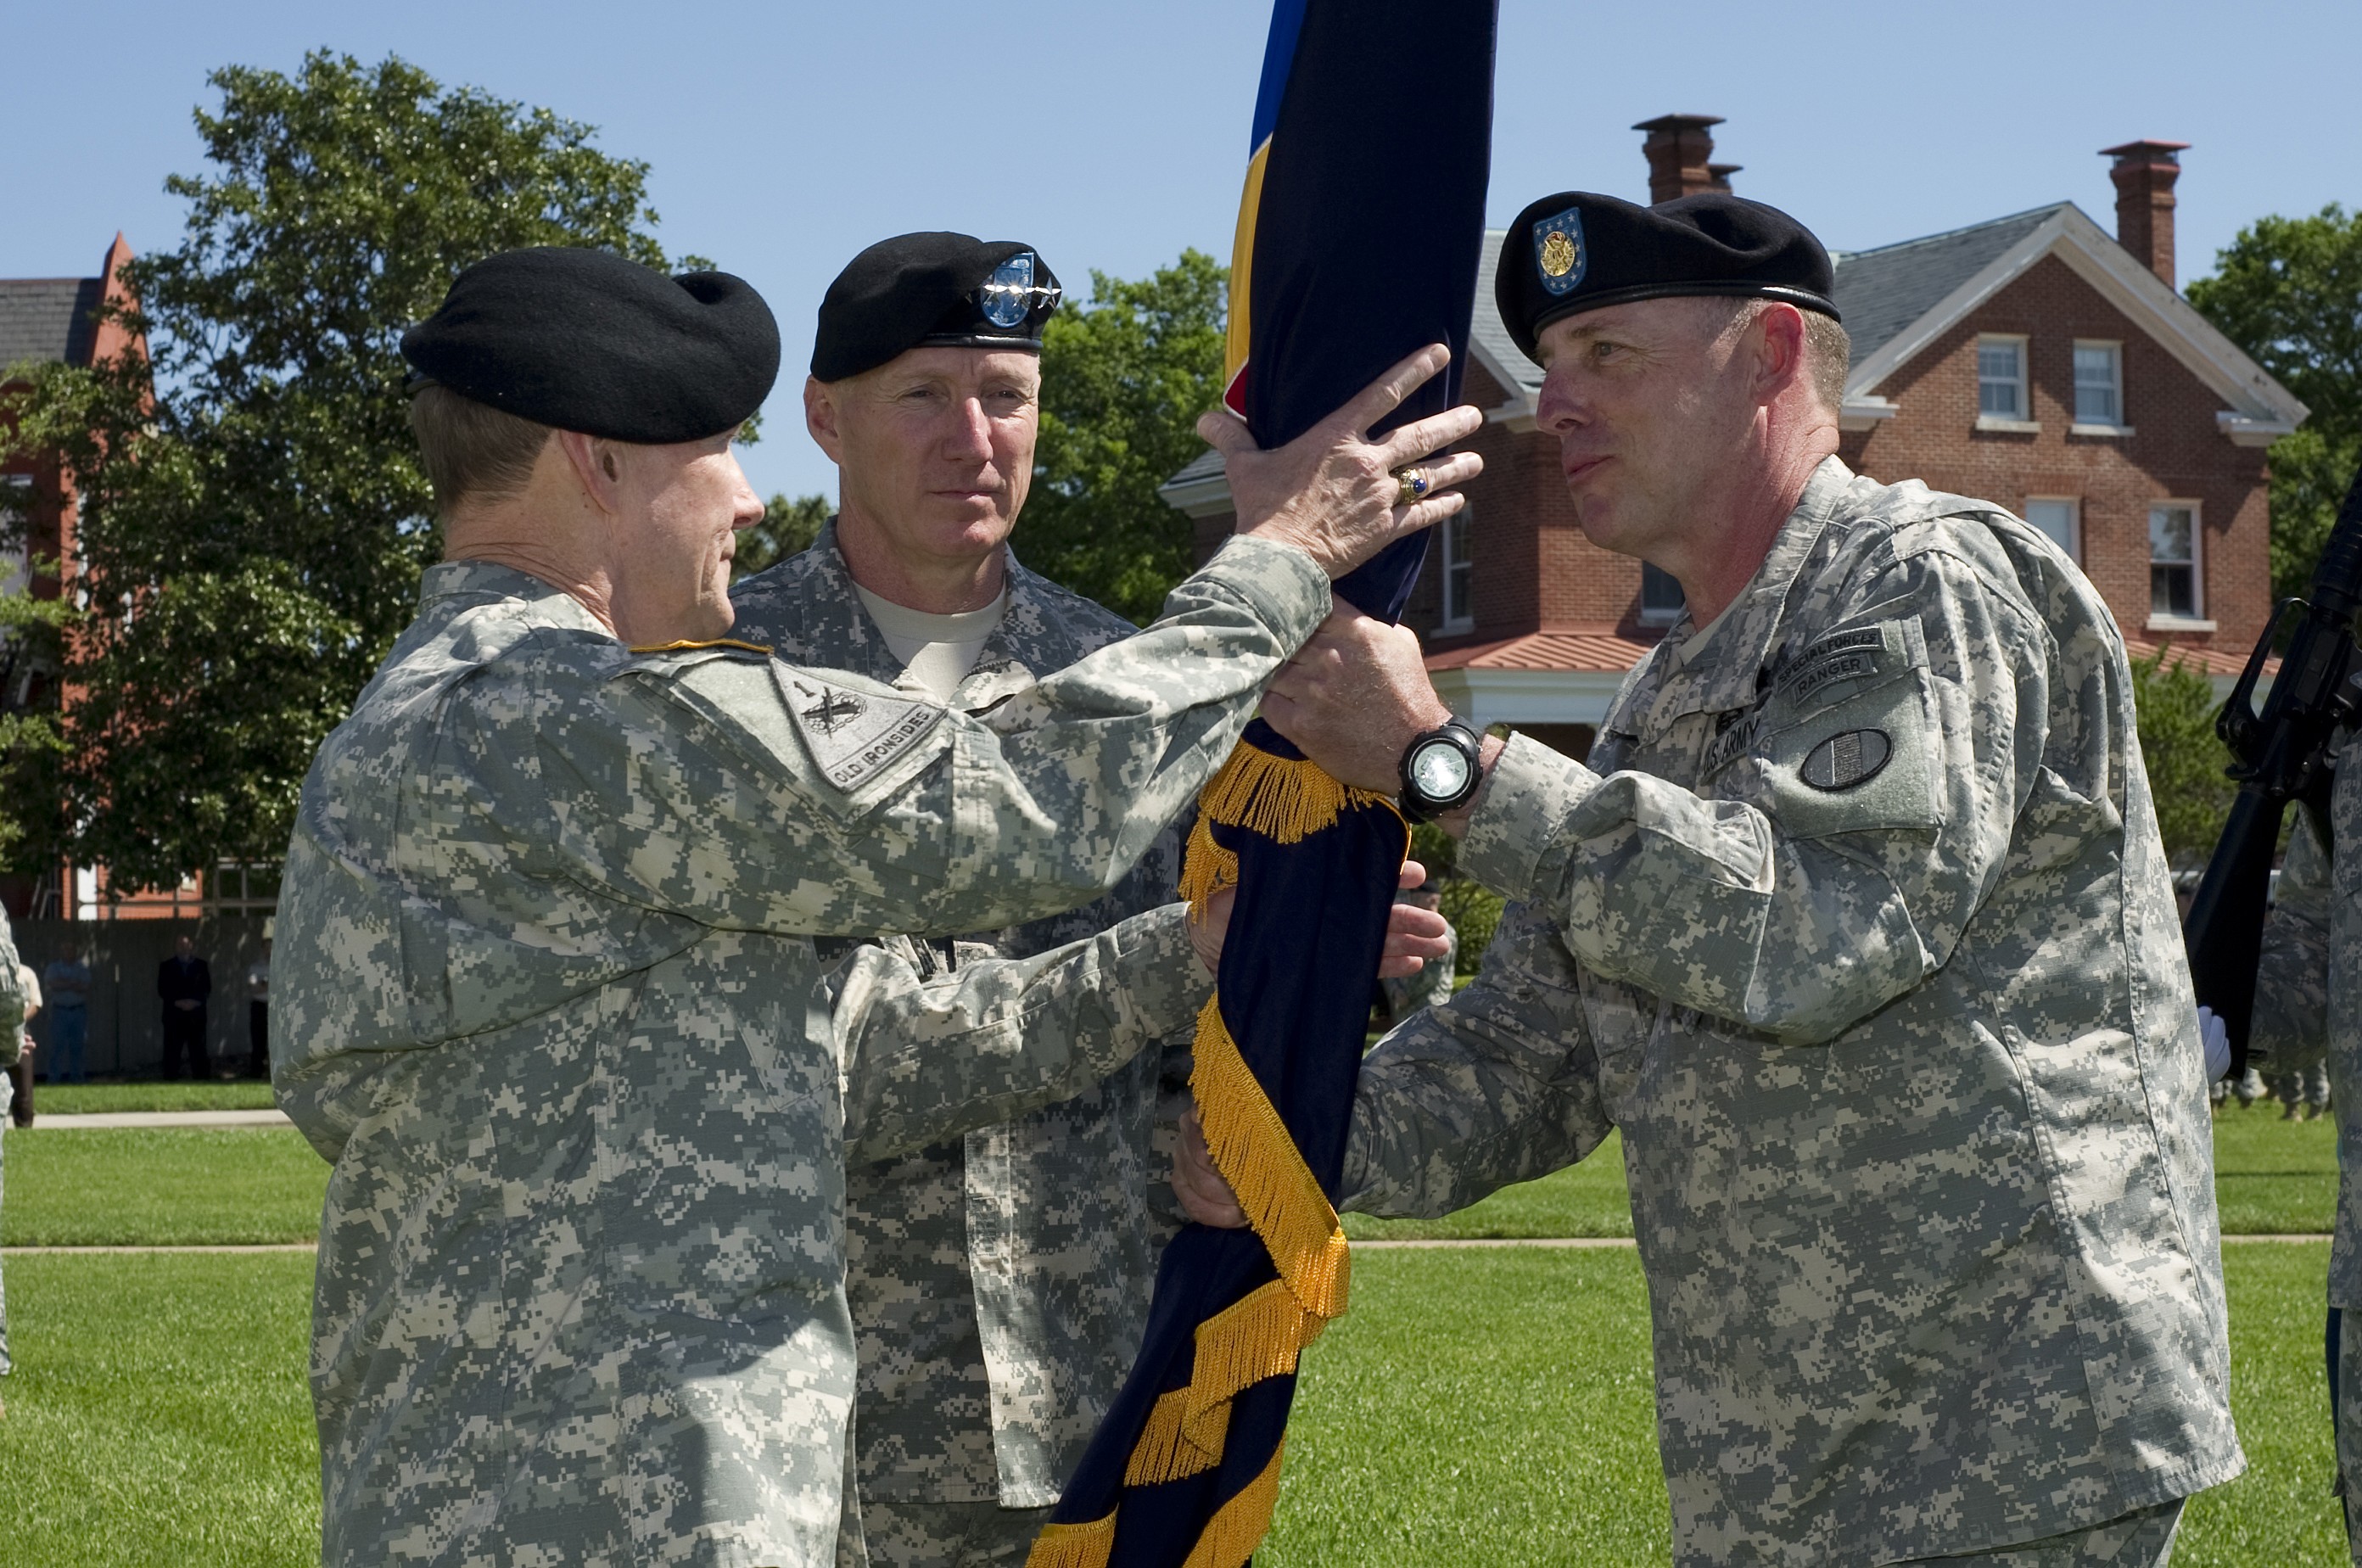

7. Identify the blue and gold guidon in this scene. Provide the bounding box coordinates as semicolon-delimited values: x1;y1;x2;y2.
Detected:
1026;3;1496;1567
1533;206;1587;295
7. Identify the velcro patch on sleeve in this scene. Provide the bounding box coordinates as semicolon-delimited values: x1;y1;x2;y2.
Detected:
777;670;944;792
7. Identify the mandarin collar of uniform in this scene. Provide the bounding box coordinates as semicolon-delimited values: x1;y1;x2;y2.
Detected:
1643;454;1856;727
417;558;611;636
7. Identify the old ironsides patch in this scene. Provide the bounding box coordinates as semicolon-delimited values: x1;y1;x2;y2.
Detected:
1800;729;1892;792
781;673;943;791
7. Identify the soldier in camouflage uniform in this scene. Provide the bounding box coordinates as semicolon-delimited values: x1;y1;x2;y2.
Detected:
730;234;1194;1568
740;234;1448;1566
0;910;31;1398
2255;774;2362;1554
275;247;1480;1567
1196;192;2240;1564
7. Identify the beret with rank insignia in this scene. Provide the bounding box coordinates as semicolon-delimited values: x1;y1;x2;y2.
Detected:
1496;191;1839;362
812;232;1063;382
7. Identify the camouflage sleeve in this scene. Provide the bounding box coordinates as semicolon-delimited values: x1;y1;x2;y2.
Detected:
1341;899;1611;1218
559;535;1328;941
0;910;26;1065
2253;807;2332;1072
1460;546;2041;1047
837;903;1213;1162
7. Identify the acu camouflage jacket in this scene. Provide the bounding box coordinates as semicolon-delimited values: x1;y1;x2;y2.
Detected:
729;526;1190;1511
2255;734;2362;1307
271;537;1325;1568
1345;458;2242;1566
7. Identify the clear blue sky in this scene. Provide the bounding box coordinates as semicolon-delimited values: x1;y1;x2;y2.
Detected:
5;0;2354;504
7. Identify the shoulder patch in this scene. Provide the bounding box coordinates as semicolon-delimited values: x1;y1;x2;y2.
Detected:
777;671;943;791
627;637;774;657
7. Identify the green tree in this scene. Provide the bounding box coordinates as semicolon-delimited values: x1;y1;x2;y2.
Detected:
2187;204;2362;601
0;52;697;892
2130;647;2237;869
733;493;831;583
1023;250;1228;624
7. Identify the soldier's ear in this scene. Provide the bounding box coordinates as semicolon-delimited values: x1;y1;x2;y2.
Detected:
554;430;628;516
805;376;846;463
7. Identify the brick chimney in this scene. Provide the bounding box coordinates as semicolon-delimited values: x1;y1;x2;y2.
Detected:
2099;139;2189;288
1632;115;1726;204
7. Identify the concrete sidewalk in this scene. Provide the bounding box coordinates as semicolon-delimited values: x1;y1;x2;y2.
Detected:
24;1108;293;1129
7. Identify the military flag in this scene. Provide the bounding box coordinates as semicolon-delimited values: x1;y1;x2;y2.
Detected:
1027;4;1497;1565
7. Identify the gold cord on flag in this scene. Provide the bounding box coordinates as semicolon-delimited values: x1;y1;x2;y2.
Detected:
1025;739;1401;1568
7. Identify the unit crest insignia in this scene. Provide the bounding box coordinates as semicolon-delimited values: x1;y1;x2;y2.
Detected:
779;673;943;791
1533;207;1587;295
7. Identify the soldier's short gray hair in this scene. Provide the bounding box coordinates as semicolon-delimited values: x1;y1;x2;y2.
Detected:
408;385;556;516
1692;297;1851;418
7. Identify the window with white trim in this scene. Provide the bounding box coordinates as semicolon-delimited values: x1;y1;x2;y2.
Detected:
1640;562;1685;624
2149;501;2201;618
2074;341;2123;426
1438;509;1474;632
1977;336;2028;420
2023;497;2080;562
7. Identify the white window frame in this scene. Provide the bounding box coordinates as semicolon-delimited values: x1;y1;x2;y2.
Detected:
2071;339;2130;434
2022;496;2081;563
2147;498;2210;630
1638;562;1685;626
1974;333;2033;430
1438;509;1475;634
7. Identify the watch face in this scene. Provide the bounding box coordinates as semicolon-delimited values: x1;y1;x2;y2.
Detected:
1410;740;1474;802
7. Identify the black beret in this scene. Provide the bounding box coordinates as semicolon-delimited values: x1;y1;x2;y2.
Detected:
401;247;781;443
1495;192;1839;362
811;232;1062;382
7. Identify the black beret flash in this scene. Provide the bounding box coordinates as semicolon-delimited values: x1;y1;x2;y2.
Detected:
812;232;1062;383
401;247;781;443
1496;192;1839;362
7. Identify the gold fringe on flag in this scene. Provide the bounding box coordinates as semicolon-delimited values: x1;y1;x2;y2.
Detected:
1124;1386;1224;1487
1177;813;1240;921
1195;738;1391;846
1179;1440;1288;1568
1190;1000;1352;1320
1025;1510;1117;1568
1102;736;1402;1556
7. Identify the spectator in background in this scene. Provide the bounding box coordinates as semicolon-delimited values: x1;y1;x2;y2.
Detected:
158;933;211;1080
0;929;31;1408
245;938;271;1080
42;945;89;1086
11;965;35;1128
1380;885;1458;1027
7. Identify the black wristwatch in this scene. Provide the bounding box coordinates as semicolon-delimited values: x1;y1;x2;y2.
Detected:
1397;718;1484;823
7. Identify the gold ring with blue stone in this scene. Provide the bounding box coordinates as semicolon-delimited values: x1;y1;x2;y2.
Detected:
1394;468;1431;507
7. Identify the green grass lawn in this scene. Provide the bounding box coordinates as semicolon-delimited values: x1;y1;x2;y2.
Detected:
2212;1105;2339;1235
32;1081;280;1115
0;1252;320;1567
0;1106;2343;1564
4;1129;326;1246
13;1245;2324;1567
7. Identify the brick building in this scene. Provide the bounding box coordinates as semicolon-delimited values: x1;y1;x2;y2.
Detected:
0;235;220;921
1162;120;2308;762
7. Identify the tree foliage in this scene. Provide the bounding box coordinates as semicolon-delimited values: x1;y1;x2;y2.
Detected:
2188;204;2362;601
732;493;831;583
2130;647;2237;869
0;51;691;891
1022;250;1228;624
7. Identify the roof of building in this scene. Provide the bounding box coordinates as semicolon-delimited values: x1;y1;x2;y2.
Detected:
1827;204;2068;369
0;277;104;372
1469;228;1543;400
1423;625;1660;675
